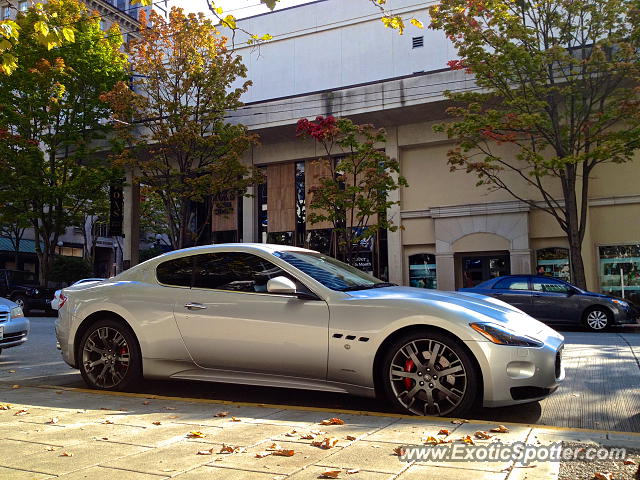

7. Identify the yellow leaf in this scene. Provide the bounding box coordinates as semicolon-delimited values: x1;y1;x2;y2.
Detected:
130;0;152;5
34;21;49;37
223;15;236;29
186;431;205;438
410;18;424;29
320;418;345;426
62;27;74;43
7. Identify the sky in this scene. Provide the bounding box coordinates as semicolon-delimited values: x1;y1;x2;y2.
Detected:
170;0;317;18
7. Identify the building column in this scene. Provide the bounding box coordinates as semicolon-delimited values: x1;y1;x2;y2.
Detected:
436;253;455;291
510;249;532;274
385;127;403;285
122;171;140;269
242;186;256;243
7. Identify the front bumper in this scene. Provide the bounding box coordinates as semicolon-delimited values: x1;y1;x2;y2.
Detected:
0;316;30;350
465;334;564;408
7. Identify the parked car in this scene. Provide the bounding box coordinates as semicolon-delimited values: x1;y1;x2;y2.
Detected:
459;275;640;331
56;244;565;417
0;270;56;314
0;297;30;355
51;278;105;311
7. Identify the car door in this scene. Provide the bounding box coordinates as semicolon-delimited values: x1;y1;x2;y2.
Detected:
489;276;534;315
530;276;576;323
175;251;330;380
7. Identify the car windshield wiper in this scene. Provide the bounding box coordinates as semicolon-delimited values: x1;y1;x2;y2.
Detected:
339;282;397;292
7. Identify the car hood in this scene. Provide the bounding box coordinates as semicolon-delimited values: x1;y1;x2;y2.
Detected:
346;286;562;341
0;297;17;313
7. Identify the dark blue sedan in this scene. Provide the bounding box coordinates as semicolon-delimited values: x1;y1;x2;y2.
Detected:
459;275;639;331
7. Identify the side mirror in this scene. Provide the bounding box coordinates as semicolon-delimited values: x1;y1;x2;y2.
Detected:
267;276;297;295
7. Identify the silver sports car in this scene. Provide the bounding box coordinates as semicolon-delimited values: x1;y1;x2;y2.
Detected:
56;244;565;416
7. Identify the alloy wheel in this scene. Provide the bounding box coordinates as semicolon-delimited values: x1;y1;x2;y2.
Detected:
388;339;468;416
81;326;131;389
586;310;608;330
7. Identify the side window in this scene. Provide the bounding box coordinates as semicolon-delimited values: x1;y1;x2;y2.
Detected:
493;277;529;290
193;252;288;293
156;256;194;287
532;278;570;293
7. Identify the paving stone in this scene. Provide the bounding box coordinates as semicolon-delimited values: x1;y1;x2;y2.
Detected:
287;465;395;479
0;440;149;476
452;422;532;444
188;422;296;447
0;466;52;479
95;422;215;448
101;440;223;476
508;460;560;480
171;465;279;480
0;439;63;463
315;440;409;474
397;464;509;480
204;439;341;476
55;465;169;479
5;421;147;447
169;404;282;427
366;418;459;444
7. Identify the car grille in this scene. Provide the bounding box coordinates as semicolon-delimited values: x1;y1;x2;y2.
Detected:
555;347;563;379
0;331;27;345
0;313;8;323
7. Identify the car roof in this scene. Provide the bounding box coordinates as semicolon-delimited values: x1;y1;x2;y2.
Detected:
156;243;316;258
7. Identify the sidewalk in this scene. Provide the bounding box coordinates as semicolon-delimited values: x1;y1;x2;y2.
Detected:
0;383;638;480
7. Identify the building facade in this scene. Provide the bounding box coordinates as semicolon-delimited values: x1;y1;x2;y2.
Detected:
192;0;640;300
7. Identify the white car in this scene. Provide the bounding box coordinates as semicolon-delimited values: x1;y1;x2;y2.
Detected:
51;278;105;310
56;244;565;417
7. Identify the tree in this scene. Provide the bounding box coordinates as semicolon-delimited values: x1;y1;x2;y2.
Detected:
297;116;407;267
0;0;128;283
427;0;640;288
104;7;261;250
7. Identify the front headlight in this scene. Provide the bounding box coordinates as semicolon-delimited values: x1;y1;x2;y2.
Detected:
610;299;629;308
28;288;39;296
470;322;543;347
10;306;24;319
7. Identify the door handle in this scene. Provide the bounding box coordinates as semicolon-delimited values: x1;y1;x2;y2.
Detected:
185;303;207;310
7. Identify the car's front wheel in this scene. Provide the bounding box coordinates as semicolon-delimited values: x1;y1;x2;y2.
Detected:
78;318;141;391
380;331;478;417
583;307;611;332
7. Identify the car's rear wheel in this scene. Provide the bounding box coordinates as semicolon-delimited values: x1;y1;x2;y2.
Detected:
380;331;478;417
583;307;611;332
78;318;141;391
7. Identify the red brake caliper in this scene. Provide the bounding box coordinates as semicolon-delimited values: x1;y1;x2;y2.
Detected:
118;347;128;369
404;359;415;390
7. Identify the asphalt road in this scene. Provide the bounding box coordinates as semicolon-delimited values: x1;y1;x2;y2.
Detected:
2;314;639;432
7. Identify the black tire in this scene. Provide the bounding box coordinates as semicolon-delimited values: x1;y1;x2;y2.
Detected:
12;295;29;315
78;318;141;391
380;330;478;417
583;306;612;332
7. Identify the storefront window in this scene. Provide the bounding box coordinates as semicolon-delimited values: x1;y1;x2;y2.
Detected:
536;247;571;282
409;254;437;289
599;245;640;303
267;232;294;246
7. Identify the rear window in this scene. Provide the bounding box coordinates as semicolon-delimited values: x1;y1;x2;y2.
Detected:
156;256;194;287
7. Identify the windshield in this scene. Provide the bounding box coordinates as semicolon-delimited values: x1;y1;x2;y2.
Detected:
274;251;386;291
10;271;37;285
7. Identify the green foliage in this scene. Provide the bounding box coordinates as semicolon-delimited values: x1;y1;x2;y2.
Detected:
297;116;407;263
104;7;261;250
429;0;640;287
49;255;93;285
0;0;128;283
139;246;166;263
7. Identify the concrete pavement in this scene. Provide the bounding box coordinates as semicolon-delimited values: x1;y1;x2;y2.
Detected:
0;383;639;480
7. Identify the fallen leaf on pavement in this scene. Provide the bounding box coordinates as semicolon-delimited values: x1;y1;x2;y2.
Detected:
312;437;339;449
474;431;492;440
0;404;11;410
152;421;162;426
301;434;315;440
451;419;469;424
45;446;55;451
320;418;345;426
438;429;451;435
460;435;475;445
394;446;406;456
101;420;114;425
346;435;356;441
219;444;237;454
624;460;636;465
255;451;272;458
346;469;360;475
267;443;283;451
186;431;205;438
197;449;214;456
14;409;29;416
594;473;614;480
285;430;297;437
215;411;229;417
60;452;73;457
320;470;341;479
272;449;295;457
47;417;59;424
11;385;20;389
231;417;241;422
424;436;451;445
490;425;510;433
